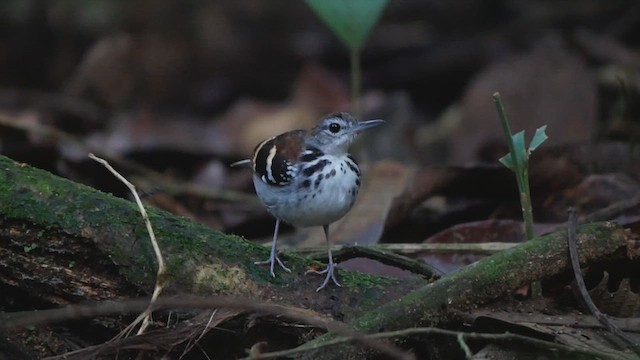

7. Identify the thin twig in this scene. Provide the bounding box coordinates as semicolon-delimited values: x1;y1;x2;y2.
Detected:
242;326;626;360
580;194;640;224
566;208;640;354
472;312;640;333
295;244;444;278
540;193;640;236
287;242;518;256
89;153;165;336
2;296;413;360
180;309;218;359
457;333;472;359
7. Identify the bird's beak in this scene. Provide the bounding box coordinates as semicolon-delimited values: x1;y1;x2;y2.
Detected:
354;119;385;132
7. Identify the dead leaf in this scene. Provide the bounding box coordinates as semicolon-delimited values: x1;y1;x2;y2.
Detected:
420;219;531;274
452;36;597;163
473;311;636;359
589;275;640;317
238;106;319;155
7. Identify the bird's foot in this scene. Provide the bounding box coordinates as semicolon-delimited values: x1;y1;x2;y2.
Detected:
306;262;341;291
255;254;291;277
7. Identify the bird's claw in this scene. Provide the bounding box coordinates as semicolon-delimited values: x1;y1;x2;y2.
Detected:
306;263;341;291
255;255;291;277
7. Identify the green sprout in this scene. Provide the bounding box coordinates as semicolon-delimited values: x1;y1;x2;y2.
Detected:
305;0;388;116
493;92;548;241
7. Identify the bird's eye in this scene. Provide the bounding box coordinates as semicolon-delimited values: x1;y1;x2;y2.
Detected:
329;123;341;133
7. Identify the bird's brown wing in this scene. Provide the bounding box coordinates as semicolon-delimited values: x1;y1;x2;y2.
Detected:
252;130;307;186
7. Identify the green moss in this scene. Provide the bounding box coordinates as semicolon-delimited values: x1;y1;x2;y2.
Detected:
192;263;260;296
164;256;182;278
0;155;416;302
339;269;395;290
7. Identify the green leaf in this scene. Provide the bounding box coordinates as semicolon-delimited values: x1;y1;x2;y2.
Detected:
500;130;527;171
511;130;527;166
499;154;514;170
528;125;548;152
305;0;388;51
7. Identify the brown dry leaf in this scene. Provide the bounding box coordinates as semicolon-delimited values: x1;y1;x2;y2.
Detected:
420;219;527;274
388;142;640;230
79;103;309;161
237;105;319;155
472;311;637;359
386;165;515;228
114;97;313;158
589;275;640;318
212;98;282;156
559;173;640;214
299;161;415;247
574;28;640;67
529;145;640;222
80;110;221;158
65;33;192;108
451;36;596;163
214;62;351;157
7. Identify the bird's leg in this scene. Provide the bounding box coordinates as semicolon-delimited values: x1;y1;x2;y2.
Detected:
306;224;341;291
254;219;291;277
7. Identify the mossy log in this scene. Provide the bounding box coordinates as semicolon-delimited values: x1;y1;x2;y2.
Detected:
299;222;631;359
0;154;633;359
0;155;423;319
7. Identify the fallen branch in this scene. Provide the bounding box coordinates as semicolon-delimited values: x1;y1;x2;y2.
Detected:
566;209;640;353
297;221;630;359
242;326;623;360
0;154;423;357
292;244;445;278
1;296;413;360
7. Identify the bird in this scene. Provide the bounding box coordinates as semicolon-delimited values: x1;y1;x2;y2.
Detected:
234;112;384;291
